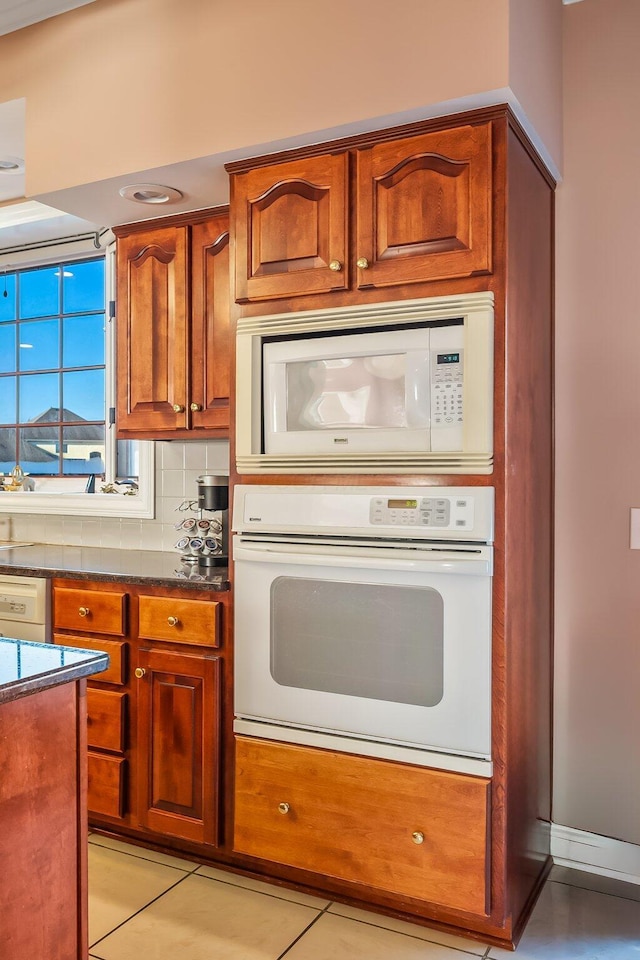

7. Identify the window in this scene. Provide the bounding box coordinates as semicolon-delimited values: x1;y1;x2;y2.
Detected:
0;243;154;517
0;258;107;478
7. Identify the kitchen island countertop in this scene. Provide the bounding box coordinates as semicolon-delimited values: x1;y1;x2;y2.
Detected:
0;635;109;704
0;543;229;591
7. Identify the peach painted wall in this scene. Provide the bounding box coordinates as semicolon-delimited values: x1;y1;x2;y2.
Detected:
555;0;640;844
509;0;563;170
0;0;512;195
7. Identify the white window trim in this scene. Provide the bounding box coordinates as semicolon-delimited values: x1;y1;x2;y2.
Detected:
0;232;156;519
0;441;155;517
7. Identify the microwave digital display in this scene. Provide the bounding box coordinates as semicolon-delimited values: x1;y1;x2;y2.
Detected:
387;499;418;509
437;353;461;364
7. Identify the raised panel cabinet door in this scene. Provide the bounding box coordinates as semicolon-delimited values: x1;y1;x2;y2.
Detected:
356;123;492;288
135;646;221;846
190;215;231;432
116;225;190;435
232;152;349;302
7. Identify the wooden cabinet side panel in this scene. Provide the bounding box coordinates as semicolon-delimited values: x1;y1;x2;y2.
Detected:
0;684;84;959
191;215;231;432
502;127;554;926
116;226;189;434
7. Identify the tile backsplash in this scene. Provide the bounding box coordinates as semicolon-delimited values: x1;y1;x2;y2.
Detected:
10;441;230;553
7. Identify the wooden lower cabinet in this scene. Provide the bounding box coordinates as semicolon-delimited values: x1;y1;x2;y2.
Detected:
135;646;221;845
53;578;226;849
87;752;126;819
234;737;490;916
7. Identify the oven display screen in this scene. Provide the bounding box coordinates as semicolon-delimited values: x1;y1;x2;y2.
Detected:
437;352;460;364
387;499;418;509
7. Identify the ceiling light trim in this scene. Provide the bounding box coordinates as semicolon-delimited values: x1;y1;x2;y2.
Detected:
0;156;25;175
118;183;183;204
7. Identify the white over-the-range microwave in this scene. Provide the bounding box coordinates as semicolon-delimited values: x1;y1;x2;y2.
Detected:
235;291;494;474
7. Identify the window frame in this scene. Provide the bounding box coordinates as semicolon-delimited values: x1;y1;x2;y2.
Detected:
0;235;155;519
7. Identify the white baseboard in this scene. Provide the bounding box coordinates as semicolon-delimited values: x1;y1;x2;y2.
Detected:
551;823;640;885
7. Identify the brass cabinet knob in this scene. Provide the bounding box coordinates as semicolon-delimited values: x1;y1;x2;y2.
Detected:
134;667;146;679
328;260;342;272
278;802;290;815
173;404;185;413
411;831;425;845
78;606;90;618
190;402;202;412
167;616;180;627
356;257;370;270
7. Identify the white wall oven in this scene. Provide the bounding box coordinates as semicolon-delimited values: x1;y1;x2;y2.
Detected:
236;292;494;475
233;485;494;777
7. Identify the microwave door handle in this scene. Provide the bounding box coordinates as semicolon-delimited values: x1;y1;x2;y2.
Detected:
233;541;492;576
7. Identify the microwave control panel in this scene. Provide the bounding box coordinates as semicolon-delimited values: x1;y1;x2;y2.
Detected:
369;496;474;530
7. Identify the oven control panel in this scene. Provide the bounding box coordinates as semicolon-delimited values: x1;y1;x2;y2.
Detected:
369;496;474;530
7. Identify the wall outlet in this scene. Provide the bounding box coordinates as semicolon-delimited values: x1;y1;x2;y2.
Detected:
0;517;10;542
631;509;640;549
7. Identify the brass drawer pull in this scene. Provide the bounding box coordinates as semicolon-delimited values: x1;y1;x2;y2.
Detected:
190;402;202;412
411;831;425;845
134;667;146;679
78;606;90;618
167;616;180;627
278;802;290;815
328;260;342;272
356;257;370;269
173;403;185;413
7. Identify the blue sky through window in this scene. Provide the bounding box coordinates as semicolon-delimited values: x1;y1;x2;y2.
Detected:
0;257;106;476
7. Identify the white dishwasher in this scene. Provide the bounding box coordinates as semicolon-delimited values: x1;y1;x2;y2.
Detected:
0;575;49;642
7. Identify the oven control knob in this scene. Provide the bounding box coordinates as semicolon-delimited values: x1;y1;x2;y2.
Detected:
278;802;290;815
411;831;425;845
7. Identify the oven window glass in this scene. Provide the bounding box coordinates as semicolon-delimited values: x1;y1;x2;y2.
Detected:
270;577;443;706
285;354;429;431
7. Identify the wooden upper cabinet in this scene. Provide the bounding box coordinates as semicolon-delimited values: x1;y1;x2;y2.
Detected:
190;217;231;431
356;123;493;288
115;209;230;439
232;152;349;302
228;121;493;305
116;226;189;434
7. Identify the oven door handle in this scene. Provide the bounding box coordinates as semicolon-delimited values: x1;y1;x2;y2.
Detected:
233;540;493;576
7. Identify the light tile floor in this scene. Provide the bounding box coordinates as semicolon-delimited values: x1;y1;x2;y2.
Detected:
88;834;640;960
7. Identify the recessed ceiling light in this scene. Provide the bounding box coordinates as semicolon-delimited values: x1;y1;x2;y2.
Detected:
0;156;24;175
118;183;183;204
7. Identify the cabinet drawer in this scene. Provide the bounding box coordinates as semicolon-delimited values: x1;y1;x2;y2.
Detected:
53;634;127;686
88;752;126;820
138;596;220;647
234;737;490;916
87;689;127;753
54;588;127;636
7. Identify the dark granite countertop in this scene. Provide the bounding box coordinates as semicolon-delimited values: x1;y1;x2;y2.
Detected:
0;636;109;704
0;544;230;592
